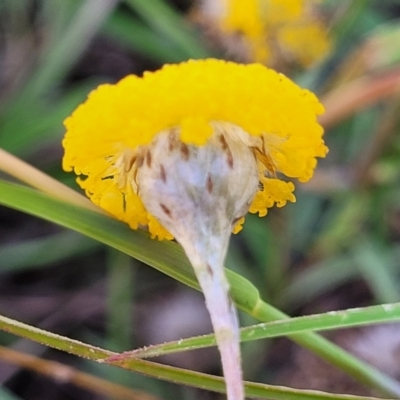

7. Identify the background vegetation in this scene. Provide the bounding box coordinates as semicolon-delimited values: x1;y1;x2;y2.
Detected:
2;1;400;399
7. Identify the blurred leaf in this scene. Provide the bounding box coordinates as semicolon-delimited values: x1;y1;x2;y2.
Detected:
13;0;117;103
314;194;368;256
365;21;400;71
0;387;21;400
233;214;287;302
106;249;134;352
329;1;371;50
103;10;191;62
353;239;400;303
0;231;99;273
0;0;116;158
1;81;98;155
124;0;210;59
278;255;358;310
290;193;326;253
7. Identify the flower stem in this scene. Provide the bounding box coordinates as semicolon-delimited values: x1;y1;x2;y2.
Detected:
194;258;244;400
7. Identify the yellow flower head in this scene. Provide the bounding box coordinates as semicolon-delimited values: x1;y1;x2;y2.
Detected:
63;59;327;240
203;0;330;66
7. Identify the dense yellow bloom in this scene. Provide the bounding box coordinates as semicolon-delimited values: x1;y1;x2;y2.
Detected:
63;59;327;240
206;0;330;66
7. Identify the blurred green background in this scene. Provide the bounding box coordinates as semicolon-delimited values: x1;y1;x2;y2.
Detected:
2;1;400;399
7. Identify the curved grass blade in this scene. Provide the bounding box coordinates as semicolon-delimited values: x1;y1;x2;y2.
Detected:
0;314;392;400
1;180;400;397
124;302;400;359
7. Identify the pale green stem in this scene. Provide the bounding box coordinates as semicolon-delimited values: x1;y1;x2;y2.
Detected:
193;258;243;400
134;127;259;400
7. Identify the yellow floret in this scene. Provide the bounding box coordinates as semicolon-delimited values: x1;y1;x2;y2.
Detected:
63;59;326;239
215;0;330;66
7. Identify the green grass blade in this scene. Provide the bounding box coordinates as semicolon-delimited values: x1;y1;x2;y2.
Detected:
0;231;99;273
1;180;400;397
128;302;400;358
278;256;358;310
330;0;371;50
0;180;200;289
17;0;118;101
1;82;97;155
124;0;210;59
106;250;134;352
353;240;400;303
103;11;189;62
0;313;392;400
253;300;400;398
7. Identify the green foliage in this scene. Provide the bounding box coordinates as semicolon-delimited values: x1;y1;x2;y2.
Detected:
2;1;400;399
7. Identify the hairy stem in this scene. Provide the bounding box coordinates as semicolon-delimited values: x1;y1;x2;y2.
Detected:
194;259;243;400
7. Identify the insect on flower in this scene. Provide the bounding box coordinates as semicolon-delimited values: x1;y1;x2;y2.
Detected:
62;58;327;400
